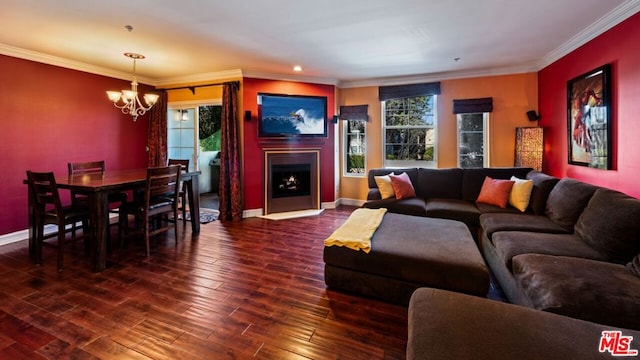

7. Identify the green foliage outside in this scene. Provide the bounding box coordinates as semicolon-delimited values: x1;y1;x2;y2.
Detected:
199;105;222;151
384;96;435;161
348;154;365;173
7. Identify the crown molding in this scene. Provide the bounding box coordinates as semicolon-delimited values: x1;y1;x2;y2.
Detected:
154;69;244;87
338;63;539;88
241;70;339;86
537;0;640;70
0;43;155;84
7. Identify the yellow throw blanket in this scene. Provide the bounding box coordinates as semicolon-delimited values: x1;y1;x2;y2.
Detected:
324;208;387;253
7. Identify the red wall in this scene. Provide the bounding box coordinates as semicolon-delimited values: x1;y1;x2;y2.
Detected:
0;55;150;235
242;78;336;211
539;12;640;198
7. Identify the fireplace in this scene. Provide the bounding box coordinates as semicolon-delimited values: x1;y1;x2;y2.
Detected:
264;149;320;214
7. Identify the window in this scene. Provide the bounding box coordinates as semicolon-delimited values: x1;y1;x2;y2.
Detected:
382;95;437;168
344;120;366;176
457;113;489;168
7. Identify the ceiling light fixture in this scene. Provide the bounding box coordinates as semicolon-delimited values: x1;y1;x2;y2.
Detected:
293;65;303;72
106;53;159;121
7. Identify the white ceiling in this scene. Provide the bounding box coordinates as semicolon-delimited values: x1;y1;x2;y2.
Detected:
1;0;638;87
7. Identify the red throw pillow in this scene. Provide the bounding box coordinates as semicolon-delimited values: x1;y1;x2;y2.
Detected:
389;172;416;200
476;176;515;208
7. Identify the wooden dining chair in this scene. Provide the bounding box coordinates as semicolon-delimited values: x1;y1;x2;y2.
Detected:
68;160;128;235
26;170;91;272
118;165;181;257
168;159;189;225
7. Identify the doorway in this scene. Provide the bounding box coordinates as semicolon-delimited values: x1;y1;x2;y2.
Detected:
168;103;222;209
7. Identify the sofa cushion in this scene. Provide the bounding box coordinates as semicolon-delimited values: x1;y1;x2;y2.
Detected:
416;168;463;200
508;176;534;212
575;188;640;264
476;177;515;208
389;172;416;199
479;213;570;241
513;254;640;330
525;171;560;215
545;178;598;231
492;231;605;270
461;167;531;201
374;174;395;199
425;198;481;228
408;288;640;360
363;197;427;217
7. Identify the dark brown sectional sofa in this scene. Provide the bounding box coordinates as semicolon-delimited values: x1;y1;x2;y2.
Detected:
362;167;640;332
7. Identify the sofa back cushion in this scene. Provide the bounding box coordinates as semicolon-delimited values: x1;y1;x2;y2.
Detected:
545;178;598;231
526;171;560;215
416;168;463;199
461;167;531;201
575;188;640;263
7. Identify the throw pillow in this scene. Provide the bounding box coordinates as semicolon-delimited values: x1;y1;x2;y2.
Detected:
476;176;515;208
389;172;416;199
374;174;395;199
509;176;534;212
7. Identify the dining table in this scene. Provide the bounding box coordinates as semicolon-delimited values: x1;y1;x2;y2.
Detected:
27;168;201;272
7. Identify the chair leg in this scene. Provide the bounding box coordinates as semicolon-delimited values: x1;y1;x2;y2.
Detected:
35;218;44;265
144;217;150;257
181;195;187;226
57;224;65;272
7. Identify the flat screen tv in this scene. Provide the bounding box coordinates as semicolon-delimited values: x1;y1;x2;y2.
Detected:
258;93;328;138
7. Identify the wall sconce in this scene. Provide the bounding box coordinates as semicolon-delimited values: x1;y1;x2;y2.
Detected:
244;110;252;122
515;127;544;171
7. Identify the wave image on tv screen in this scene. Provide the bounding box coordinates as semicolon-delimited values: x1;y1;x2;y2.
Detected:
259;94;326;136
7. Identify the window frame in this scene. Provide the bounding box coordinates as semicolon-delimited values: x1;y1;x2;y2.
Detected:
343;119;367;177
381;95;438;168
456;112;490;168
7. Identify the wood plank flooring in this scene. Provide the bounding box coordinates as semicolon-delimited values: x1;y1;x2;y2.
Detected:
0;206;409;359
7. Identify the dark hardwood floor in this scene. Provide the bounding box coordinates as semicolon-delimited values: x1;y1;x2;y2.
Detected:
0;206;410;359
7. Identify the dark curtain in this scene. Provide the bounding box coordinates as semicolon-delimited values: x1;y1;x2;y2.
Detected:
219;81;243;221
453;97;493;114
147;90;168;167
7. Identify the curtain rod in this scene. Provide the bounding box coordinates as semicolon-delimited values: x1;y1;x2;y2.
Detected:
160;81;239;94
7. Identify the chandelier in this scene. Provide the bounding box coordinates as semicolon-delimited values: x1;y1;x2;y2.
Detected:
106;53;159;121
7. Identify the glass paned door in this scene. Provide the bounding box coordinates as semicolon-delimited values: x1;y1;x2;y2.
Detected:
168;108;196;171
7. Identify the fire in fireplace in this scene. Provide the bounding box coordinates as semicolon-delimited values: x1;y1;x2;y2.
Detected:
272;164;311;198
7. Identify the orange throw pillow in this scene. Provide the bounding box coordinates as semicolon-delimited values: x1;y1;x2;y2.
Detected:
389;172;416;200
476;176;515;208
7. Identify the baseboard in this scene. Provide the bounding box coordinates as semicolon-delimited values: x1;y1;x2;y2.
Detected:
243;208;263;218
338;198;366;207
0;214;119;247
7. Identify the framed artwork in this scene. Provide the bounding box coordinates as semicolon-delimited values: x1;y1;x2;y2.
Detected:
567;64;612;169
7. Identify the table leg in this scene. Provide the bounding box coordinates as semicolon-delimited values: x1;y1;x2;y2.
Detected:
89;192;109;272
186;177;200;234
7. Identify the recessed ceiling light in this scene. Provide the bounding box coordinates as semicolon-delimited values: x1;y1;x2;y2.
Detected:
293;65;303;72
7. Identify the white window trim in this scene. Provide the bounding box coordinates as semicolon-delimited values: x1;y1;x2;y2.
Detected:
381;96;438;169
456;112;490;168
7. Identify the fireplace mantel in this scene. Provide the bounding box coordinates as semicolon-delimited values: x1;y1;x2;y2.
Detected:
263;149;320;215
